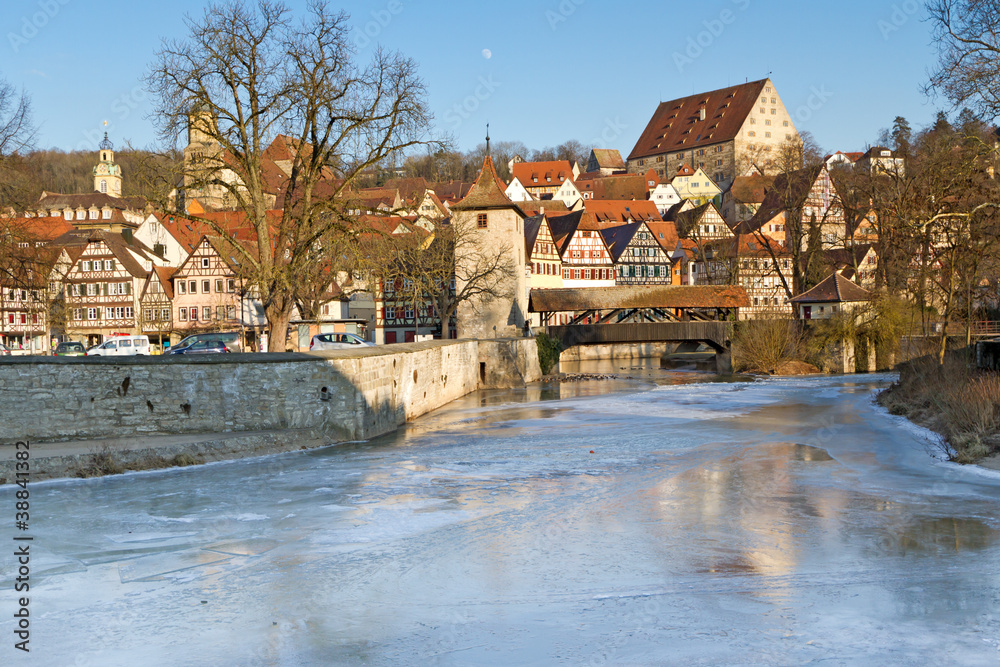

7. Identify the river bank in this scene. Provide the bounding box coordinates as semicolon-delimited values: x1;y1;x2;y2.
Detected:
878;352;1000;468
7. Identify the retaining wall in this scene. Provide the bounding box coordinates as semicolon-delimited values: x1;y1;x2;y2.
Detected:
0;339;541;446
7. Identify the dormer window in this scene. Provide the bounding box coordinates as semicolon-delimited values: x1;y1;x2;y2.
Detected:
89;209;98;219
76;210;86;220
103;209;111;219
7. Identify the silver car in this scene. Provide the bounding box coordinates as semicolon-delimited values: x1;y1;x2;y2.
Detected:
309;332;374;351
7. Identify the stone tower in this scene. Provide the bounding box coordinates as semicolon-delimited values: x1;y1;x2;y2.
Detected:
182;109;230;210
450;156;528;338
93;132;122;197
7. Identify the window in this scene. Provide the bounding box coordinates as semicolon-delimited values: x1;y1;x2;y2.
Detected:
102;209;111;220
87;284;98;297
760;108;765;114
217;306;225;321
216;279;223;293
584;269;592;280
178;281;186;295
203;307;211;321
760;97;766;103
771;98;776;104
783;120;789;127
227;279;235;292
82;261;91;272
404;306;414;319
748;131;756;137
227;305;236;320
100;180;107;193
477;213;488;229
161;309;171;321
190;308;198;321
385;306;395;319
64;210;72;220
189;280;197;293
202;258;210;268
76;210;85;220
765;119;771;126
144;309;154;322
765;132;771;138
179;308;188;322
563;269;570;279
89;209;98;220
750;118;756;125
202;280;211;293
771;109;776;115
88;308;97;320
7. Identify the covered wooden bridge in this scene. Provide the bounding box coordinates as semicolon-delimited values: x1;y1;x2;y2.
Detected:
529;285;751;372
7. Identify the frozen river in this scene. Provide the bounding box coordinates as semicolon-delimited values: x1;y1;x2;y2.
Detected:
4;370;1000;665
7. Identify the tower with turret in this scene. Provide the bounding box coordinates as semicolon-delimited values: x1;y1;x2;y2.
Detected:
93;132;122;197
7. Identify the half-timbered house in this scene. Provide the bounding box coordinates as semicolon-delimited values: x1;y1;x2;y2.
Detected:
602;222;675;286
53;230;161;347
170;235;265;347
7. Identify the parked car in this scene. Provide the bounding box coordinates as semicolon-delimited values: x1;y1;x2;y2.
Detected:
309;332;375;351
86;335;151;357
166;340;231;355
0;343;11;356
175;331;242;352
53;342;87;357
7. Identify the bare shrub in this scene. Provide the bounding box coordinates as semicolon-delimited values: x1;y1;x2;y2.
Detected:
77;445;124;478
732;314;804;373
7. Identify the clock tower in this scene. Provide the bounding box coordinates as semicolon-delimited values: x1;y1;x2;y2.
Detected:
93;131;122;197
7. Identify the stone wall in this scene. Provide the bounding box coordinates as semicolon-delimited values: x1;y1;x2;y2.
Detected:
0;340;498;445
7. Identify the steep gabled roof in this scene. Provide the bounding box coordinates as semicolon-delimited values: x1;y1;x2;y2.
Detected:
590;149;626;170
629;79;770;161
599;222;642;262
645;221;680;253
524;215;543;255
728;174;775;204
151;265;177;299
451;157;521;212
742;164;827;233
790;272;872;304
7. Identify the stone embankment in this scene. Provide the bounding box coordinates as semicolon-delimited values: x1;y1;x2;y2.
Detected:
0;338;540;482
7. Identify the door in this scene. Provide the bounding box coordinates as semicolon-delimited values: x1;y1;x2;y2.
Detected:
119;339;133;355
803;306;812;320
385;331;397;344
404;331;415;343
298;325;310;351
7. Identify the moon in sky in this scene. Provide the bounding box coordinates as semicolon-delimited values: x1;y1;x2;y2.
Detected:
482;49;492;60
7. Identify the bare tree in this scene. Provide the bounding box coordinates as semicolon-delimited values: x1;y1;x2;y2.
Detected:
145;0;432;350
363;216;515;339
927;1;1000;118
0;77;35;212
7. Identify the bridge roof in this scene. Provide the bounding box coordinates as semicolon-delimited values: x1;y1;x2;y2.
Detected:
529;285;750;313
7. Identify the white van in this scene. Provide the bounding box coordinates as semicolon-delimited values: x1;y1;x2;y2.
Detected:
87;335;151;356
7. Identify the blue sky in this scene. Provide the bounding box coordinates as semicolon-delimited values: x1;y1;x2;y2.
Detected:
3;0;945;158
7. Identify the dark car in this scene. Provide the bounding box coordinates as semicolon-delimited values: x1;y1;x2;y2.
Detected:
166;340;231;355
53;342;87;357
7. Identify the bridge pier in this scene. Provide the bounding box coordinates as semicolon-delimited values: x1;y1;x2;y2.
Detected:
715;348;733;375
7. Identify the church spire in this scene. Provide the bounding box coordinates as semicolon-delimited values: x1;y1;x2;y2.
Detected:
485;123;490;155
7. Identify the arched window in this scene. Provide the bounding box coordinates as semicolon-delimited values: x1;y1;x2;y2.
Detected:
100;180;107;193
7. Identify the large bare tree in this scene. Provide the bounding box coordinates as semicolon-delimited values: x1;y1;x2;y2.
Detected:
927;1;1000;118
145;0;431;350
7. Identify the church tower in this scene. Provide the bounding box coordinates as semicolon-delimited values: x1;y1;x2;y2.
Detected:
93;132;122;197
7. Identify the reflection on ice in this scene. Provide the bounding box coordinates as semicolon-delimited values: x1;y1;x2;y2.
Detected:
3;372;1000;665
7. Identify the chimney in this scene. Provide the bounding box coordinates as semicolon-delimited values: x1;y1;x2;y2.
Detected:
699;108;706;121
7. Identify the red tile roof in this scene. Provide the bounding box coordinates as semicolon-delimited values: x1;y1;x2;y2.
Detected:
512;161;575;187
790;272;872;303
629;79;770;161
583;199;661;223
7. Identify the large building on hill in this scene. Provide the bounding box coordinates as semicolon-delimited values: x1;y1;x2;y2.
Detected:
627;78;798;189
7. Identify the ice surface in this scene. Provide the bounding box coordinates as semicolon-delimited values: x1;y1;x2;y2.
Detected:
3;372;1000;666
